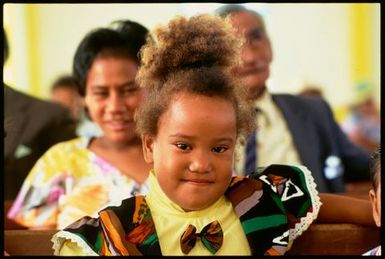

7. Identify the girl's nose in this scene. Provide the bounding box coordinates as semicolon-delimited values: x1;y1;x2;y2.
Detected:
188;151;212;173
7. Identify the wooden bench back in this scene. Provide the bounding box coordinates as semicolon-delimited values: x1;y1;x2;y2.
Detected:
287;223;380;255
4;223;380;255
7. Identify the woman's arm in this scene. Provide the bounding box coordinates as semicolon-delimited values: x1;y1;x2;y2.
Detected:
317;193;374;226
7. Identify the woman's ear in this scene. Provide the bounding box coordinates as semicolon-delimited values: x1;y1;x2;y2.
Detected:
142;134;155;164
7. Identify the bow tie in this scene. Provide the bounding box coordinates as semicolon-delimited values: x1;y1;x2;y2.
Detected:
180;220;223;254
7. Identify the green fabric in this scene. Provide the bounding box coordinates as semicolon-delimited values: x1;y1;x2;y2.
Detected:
242;215;287;235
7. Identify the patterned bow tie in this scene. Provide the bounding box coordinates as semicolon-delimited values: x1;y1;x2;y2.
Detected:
180;220;223;254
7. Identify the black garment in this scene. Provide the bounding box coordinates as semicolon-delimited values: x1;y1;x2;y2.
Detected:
4;85;77;200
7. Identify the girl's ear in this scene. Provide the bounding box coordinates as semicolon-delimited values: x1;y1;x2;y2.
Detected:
369;189;381;227
142;134;155;164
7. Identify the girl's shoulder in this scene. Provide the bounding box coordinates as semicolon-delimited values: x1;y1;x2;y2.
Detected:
226;164;321;242
52;195;154;255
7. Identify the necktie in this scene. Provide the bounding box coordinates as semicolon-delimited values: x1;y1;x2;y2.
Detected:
180;220;223;254
245;130;257;175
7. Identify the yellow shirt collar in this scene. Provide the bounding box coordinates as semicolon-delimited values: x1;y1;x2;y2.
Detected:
147;169;227;217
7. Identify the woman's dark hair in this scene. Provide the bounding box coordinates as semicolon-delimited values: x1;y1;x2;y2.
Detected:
73;20;149;96
110;19;149;63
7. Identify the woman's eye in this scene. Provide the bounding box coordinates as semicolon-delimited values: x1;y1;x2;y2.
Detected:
212;146;228;153
176;143;190;151
93;91;108;97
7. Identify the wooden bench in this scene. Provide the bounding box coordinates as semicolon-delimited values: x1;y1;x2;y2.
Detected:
4;229;57;255
3;223;380;255
3;182;377;255
287;223;380;255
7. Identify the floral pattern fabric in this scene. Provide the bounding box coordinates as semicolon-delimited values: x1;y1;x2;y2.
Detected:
8;137;149;229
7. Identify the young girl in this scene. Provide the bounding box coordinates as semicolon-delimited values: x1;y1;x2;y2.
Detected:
51;14;321;256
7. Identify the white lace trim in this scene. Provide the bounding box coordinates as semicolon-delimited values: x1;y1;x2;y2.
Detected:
288;165;322;241
51;230;98;256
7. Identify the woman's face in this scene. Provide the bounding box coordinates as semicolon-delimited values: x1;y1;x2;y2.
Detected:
85;56;143;144
143;92;237;211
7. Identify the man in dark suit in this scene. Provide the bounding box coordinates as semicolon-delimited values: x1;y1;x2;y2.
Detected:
4;28;77;200
215;5;371;193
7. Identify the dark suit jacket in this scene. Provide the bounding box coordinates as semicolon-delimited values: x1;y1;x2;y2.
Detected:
272;93;371;193
4;85;77;200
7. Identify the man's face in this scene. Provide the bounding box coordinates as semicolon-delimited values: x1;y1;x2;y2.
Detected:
229;10;273;100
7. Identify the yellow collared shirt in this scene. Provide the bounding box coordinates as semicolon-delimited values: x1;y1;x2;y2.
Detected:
146;171;251;255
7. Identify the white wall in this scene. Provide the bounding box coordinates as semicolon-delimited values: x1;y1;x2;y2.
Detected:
4;3;380;109
266;4;352;105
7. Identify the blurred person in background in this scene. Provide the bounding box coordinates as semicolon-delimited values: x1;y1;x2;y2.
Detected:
50;75;84;121
215;4;371;193
298;83;324;98
50;74;102;138
7;20;152;230
4;28;77;201
341;82;380;153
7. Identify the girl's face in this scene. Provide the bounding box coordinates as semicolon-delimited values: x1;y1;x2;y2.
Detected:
143;92;237;211
85;56;143;144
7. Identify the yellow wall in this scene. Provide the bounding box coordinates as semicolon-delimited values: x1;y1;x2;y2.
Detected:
25;5;42;97
349;4;374;84
334;3;379;123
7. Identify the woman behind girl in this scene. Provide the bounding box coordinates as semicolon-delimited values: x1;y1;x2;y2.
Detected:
8;20;152;230
52;14;321;255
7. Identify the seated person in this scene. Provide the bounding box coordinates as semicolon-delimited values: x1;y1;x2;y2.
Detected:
4;28;77;201
215;4;371;193
341;82;380;153
50;75;84;122
50;74;102;138
7;20;152;230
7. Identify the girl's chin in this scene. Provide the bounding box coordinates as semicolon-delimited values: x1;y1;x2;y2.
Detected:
178;198;217;212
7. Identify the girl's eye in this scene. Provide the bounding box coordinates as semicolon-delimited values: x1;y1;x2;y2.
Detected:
212;146;228;153
175;143;191;151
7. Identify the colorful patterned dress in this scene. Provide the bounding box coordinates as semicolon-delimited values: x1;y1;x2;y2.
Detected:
363;245;381;256
8;137;149;229
52;164;321;255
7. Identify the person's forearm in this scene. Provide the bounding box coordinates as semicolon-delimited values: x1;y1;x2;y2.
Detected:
316;193;375;226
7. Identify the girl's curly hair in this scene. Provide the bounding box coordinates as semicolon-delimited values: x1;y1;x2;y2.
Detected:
135;14;255;144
